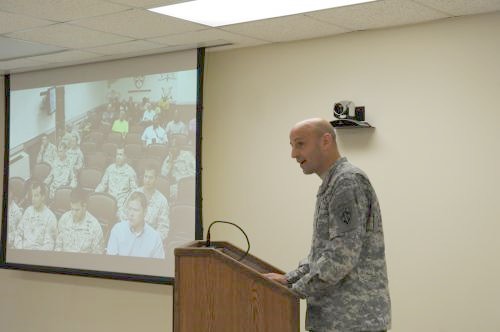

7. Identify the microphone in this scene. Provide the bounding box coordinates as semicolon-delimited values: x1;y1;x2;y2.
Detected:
206;229;211;247
205;220;251;261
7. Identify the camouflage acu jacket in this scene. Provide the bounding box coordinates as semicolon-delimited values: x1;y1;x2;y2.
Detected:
286;157;391;332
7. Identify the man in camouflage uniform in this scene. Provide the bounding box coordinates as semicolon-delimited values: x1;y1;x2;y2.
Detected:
7;187;23;248
264;118;391;332
14;181;57;250
66;134;84;173
55;189;104;254
36;134;57;166
119;165;170;241
61;123;81;145
95;147;137;208
161;143;195;200
44;144;77;200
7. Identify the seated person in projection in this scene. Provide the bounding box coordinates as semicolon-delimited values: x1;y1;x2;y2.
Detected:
14;181;57;250
61;123;81;146
126;96;135;112
188;117;196;144
158;96;170;113
55;189;103;254
101;104;115;127
111;110;129;138
36;134;57;166
141;115;167;146
161;140;195;199
66;134;84;173
95;147;137;208
107;191;165;259
119;165;170;241
125;97;140;123
44;144;77;200
164;110;188;141
7;187;24;248
141;103;157;124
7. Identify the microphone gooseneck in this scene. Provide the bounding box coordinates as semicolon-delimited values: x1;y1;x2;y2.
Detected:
205;220;250;261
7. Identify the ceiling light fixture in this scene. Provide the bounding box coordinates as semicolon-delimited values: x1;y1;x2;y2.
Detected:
149;0;377;27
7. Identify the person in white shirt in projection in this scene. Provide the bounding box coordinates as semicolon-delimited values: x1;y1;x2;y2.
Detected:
120;165;170;241
141;115;167;146
164;109;188;142
14;181;57;250
141;103;156;125
107;191;164;259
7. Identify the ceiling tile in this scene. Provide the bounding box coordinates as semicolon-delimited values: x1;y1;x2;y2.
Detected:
26;50;103;63
7;23;132;49
0;36;65;61
221;14;348;43
0;57;48;72
413;0;500;16
149;28;266;47
0;0;129;22
85;40;167;55
72;8;207;39
0;11;54;34
307;0;448;30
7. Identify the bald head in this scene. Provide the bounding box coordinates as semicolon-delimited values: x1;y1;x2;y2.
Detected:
290;118;340;177
292;118;336;141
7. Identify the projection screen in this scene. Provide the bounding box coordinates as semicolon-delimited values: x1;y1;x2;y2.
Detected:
2;49;202;283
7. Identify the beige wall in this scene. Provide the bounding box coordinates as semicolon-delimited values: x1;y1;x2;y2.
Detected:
202;12;500;332
1;11;500;332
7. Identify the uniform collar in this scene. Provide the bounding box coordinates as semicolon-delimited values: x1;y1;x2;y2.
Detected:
317;157;347;196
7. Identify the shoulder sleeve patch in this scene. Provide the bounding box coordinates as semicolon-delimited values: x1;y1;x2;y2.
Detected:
328;177;365;238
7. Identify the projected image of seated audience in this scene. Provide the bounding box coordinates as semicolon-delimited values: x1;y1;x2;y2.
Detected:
6;68;197;279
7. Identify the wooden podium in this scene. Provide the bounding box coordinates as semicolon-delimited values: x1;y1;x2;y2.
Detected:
174;241;300;332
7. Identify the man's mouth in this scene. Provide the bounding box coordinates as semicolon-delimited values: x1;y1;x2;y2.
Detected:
299;160;306;165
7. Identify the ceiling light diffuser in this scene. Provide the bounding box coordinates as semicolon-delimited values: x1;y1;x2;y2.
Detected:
149;0;377;27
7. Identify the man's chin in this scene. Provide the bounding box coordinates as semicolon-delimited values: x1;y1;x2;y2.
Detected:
301;168;313;175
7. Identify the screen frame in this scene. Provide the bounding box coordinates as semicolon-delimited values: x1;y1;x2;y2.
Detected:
0;48;205;284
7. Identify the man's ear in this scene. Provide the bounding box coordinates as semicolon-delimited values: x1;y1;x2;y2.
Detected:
321;133;332;148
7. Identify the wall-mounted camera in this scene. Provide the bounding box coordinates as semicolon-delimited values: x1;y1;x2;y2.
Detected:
333;100;355;119
331;100;371;128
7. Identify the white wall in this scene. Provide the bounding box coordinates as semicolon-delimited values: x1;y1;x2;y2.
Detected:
107;70;197;105
1;11;500;332
202;12;500;331
65;81;108;122
9;86;56;148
